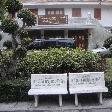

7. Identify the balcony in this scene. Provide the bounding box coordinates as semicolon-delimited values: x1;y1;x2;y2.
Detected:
38;15;68;25
36;15;96;29
68;18;96;26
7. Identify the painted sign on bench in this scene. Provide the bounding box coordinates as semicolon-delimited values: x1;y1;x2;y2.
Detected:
69;72;105;88
31;74;67;89
69;72;108;106
28;73;68;107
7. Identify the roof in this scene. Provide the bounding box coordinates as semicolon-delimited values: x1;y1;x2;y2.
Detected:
19;0;112;3
19;0;112;6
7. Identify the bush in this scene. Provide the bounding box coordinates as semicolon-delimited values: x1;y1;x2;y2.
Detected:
0;48;103;78
103;36;112;48
0;78;32;102
0;77;112;103
17;48;103;77
103;79;112;98
0;50;13;78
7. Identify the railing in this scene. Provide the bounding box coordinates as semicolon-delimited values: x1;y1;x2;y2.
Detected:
38;15;68;25
68;18;96;26
37;15;97;26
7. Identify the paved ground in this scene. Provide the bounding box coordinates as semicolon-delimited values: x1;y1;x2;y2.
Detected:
0;97;112;112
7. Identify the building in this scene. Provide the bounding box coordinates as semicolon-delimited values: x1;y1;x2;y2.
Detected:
0;0;112;49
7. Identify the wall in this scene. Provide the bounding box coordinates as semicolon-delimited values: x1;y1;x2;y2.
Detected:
35;5;112;27
88;22;112;50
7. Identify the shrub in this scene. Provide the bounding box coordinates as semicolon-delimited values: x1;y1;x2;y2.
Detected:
0;48;103;78
103;79;112;98
0;50;13;78
0;77;112;103
103;36;112;48
17;48;103;77
0;78;32;102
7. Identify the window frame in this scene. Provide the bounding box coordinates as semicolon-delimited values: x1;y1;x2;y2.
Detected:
72;8;81;17
94;8;101;20
45;8;64;15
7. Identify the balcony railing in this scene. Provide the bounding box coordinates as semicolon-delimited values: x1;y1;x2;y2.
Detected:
38;15;96;26
38;15;68;25
68;18;96;26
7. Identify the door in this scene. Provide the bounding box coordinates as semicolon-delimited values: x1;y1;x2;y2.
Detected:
68;30;88;49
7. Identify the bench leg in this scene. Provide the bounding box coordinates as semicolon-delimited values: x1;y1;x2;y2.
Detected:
99;92;103;105
59;95;62;107
75;94;78;106
34;95;39;107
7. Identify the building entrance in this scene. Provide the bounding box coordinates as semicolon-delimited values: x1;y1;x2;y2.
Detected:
68;30;88;49
44;30;64;39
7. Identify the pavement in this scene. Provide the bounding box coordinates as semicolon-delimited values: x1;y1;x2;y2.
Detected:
0;97;112;112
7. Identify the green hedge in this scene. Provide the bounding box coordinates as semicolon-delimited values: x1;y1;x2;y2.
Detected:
0;78;112;102
103;79;112;98
0;48;104;78
0;78;32;102
17;48;103;77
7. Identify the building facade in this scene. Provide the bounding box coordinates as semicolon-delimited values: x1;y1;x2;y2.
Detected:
0;0;112;49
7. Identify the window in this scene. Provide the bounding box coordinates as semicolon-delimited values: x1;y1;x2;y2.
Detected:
46;8;64;15
94;8;101;20
29;9;38;15
72;8;81;17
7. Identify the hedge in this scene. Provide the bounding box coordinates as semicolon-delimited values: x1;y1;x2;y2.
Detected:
0;48;104;78
0;78;32;102
103;79;112;98
0;78;112;102
17;48;103;78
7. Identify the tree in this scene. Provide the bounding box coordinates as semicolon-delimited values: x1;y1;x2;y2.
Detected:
17;9;37;27
0;0;6;20
5;0;23;18
0;0;37;78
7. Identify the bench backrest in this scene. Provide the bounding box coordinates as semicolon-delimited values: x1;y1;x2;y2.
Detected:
31;73;67;90
69;72;106;89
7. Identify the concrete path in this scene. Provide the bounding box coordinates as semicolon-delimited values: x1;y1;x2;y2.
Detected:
0;98;112;112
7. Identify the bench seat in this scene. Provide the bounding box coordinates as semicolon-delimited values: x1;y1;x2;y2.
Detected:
28;89;68;95
69;87;108;94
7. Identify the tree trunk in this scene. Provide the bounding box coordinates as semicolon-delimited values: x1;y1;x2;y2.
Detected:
11;34;18;74
12;34;17;52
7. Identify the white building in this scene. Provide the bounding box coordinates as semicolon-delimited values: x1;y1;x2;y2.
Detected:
0;0;112;49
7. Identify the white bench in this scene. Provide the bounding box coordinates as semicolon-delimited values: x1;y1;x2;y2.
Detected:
28;73;68;107
69;72;108;106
